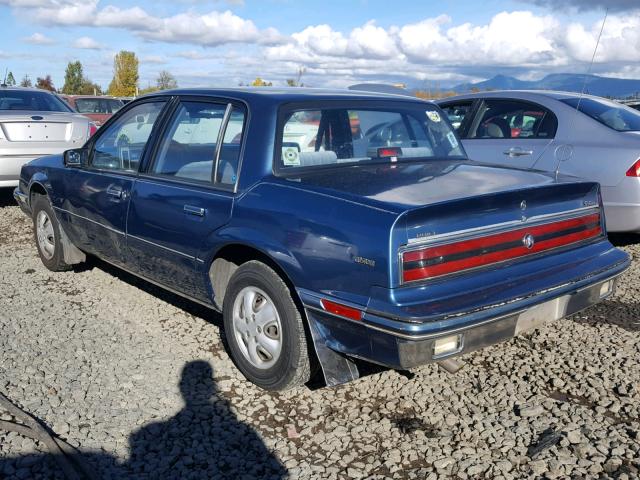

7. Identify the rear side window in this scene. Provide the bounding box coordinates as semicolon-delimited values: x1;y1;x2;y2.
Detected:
561;97;640;132
469;100;557;139
151;101;245;187
278;105;465;170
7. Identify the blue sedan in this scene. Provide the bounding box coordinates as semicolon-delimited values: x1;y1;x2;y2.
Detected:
13;88;629;390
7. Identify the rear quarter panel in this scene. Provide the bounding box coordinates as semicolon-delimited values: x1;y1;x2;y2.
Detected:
212;181;399;305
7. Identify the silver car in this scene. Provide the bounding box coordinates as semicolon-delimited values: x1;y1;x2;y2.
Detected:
437;91;640;233
0;86;92;187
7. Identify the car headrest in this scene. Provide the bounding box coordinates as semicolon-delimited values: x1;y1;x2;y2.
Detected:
298;151;338;166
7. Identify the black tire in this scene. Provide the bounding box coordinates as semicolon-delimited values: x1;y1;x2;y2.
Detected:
31;194;72;272
222;260;311;391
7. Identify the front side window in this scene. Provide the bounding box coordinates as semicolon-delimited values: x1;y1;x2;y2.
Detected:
152;101;245;186
440;102;473;131
469;100;557;139
278;104;465;170
561;97;640;132
92;101;166;172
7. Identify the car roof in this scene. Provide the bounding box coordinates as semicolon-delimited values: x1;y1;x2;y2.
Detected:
435;90;611;103
143;87;427;105
62;95;122;100
0;85;57;94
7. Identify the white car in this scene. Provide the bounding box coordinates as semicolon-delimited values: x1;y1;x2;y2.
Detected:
0;86;93;187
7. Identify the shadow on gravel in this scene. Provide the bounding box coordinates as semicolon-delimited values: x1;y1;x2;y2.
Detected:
77;255;220;326
608;232;640;247
0;360;287;479
0;188;16;208
569;299;640;333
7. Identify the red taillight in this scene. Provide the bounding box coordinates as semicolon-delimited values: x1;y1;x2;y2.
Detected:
626;158;640;177
320;299;362;321
402;213;602;283
88;123;98;138
377;147;402;158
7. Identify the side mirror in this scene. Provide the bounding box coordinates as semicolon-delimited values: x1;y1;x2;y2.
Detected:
63;149;85;167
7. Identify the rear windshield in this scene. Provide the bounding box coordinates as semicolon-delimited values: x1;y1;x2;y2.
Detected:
277;104;465;171
0;90;73;112
560;97;640;132
74;98;124;114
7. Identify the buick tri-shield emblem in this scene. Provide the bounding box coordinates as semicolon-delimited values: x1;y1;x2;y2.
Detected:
523;234;535;249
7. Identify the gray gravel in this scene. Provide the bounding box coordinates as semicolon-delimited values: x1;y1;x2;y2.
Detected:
0;188;639;479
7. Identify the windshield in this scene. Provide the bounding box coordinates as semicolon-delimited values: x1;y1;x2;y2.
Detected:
560;97;640;132
74;98;124;114
277;104;465;171
0;90;73;112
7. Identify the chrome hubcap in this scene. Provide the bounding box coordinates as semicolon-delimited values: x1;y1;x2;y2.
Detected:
232;286;282;369
36;210;55;260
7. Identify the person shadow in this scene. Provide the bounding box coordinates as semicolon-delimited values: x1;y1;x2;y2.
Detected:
124;360;287;480
0;361;287;480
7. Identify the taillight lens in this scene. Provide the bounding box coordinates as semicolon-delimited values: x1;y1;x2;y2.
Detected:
626;158;640;177
88;122;98;138
402;213;602;283
320;299;363;321
377;147;402;158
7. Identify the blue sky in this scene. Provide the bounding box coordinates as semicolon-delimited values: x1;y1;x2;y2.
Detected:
0;0;636;91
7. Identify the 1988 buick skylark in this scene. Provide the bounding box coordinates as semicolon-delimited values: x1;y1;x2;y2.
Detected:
13;88;630;390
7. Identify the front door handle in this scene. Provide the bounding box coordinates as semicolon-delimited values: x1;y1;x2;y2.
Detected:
106;186;125;199
503;147;533;157
184;205;205;217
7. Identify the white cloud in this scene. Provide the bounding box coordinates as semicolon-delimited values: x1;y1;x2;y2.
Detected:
72;36;104;49
142;55;166;64
23;32;54;44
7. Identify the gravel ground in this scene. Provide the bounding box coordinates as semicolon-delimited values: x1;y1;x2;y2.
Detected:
0;187;639;480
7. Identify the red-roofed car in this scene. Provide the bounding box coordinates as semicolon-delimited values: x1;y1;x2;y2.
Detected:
60;95;124;128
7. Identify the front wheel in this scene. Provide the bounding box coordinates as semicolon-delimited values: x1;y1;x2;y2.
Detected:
222;261;311;391
31;195;71;272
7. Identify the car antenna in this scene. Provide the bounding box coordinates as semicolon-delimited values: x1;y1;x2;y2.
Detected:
555;8;608;181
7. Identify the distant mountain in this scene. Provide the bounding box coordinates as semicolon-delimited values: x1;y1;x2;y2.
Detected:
451;73;640;98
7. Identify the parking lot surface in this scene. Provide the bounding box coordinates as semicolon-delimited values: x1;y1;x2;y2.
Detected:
0;189;638;479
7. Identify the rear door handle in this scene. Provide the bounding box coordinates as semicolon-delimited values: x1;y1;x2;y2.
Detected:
106;186;125;199
503;147;533;157
184;205;205;217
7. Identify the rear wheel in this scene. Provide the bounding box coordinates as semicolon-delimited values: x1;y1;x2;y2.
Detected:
222;261;310;391
31;195;71;272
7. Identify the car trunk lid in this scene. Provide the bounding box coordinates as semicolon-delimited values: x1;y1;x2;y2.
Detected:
0;113;73;142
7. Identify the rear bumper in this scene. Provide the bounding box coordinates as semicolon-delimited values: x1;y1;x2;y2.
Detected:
0;155;40;185
302;244;630;370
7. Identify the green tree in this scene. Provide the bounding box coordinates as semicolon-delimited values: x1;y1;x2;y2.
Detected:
5;71;16;86
35;75;55;92
107;51;139;97
79;80;102;95
62;61;84;94
250;77;272;87
156;70;177;90
20;75;32;87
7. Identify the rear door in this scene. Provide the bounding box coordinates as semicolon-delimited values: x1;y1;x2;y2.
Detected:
459;98;557;169
126;97;246;300
57;99;168;263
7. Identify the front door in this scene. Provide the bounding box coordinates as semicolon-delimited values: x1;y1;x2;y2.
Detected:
57;100;168;263
127;98;246;300
461;99;557;169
